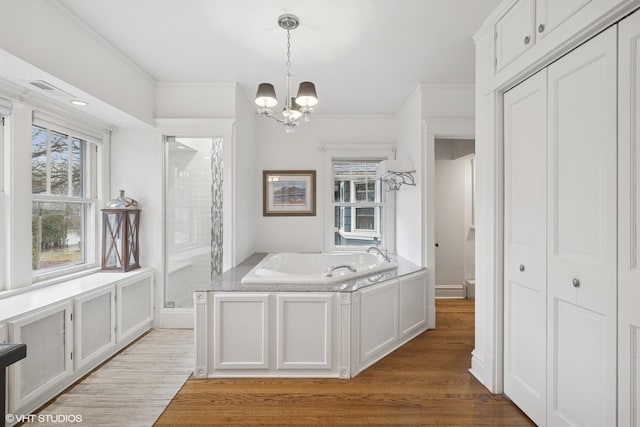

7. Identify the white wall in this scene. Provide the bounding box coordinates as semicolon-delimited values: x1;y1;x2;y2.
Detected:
156;83;235;119
422;84;475;119
0;1;156;126
434;139;475;289
254;115;396;253
395;87;423;265
109;129;163;282
233;86;257;264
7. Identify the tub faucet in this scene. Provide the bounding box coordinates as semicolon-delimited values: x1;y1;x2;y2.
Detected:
322;265;357;277
367;246;391;262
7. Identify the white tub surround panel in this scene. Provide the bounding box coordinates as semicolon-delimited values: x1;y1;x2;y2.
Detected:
194;255;428;379
0;269;153;419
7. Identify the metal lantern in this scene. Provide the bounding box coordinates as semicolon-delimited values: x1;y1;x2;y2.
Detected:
101;208;140;272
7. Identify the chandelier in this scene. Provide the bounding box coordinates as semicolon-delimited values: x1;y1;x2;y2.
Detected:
254;14;318;133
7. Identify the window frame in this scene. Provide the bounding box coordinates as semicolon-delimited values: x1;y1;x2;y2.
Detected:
0;114;6;291
323;145;396;253
30;121;101;283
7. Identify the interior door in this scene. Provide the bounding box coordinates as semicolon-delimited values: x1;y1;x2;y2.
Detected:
618;9;640;427
503;68;547;426
547;26;617;427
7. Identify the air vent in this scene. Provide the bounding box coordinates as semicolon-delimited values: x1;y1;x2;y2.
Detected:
28;80;74;98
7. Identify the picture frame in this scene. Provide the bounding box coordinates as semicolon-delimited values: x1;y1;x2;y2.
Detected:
263;170;316;216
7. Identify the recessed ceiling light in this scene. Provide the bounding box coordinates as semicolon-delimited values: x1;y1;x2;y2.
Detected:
70;99;89;106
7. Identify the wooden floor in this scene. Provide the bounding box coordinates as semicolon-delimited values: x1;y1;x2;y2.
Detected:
156;299;534;426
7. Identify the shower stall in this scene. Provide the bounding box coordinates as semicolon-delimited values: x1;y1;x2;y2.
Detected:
163;136;223;308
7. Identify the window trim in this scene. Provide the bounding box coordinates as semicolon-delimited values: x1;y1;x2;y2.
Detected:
322;144;396;253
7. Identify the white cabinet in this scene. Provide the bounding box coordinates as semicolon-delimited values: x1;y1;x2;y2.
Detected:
495;0;536;71
197;270;429;378
212;292;339;373
502;25;618;427
0;269;153;420
618;9;640;427
355;270;428;374
116;274;153;343
73;286;116;371
546;27;617;427
8;302;73;415
503;68;547;427
494;0;598;74
535;0;591;39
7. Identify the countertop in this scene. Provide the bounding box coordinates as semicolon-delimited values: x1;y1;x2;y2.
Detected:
197;253;426;293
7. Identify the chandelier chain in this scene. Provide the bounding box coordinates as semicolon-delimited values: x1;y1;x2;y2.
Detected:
286;29;291;70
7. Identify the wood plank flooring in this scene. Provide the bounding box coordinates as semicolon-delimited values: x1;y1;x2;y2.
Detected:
36;329;193;426
156;299;535;426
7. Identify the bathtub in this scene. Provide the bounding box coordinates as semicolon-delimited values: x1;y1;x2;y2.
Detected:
240;252;398;284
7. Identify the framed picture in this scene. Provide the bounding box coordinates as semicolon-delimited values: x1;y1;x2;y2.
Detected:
263;170;316;216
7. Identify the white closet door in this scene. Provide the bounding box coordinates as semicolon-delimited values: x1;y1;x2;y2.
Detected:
503;69;547;427
618;9;640;427
547;26;617;427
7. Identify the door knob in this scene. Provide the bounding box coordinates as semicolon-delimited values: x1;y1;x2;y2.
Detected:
538;24;545;33
524;35;531;45
519;264;525;272
572;278;580;288
435;242;439;248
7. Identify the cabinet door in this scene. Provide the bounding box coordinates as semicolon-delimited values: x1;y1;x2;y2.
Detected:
276;293;334;370
213;293;270;370
535;0;591;40
74;286;116;370
547;26;617;427
495;0;536;71
358;280;398;367
8;301;73;414
398;271;427;339
116;273;153;343
503;68;547;427
618;9;640;427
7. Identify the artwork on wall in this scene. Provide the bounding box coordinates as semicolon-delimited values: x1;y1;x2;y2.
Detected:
263;170;316;216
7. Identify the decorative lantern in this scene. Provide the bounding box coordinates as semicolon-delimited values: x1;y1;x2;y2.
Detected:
101;190;140;272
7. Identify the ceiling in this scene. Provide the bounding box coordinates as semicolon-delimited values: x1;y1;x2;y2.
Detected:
58;0;500;115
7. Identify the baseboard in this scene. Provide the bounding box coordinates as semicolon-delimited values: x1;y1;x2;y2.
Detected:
435;284;465;299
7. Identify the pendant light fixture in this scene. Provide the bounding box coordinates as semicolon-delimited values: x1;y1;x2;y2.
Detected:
254;14;318;133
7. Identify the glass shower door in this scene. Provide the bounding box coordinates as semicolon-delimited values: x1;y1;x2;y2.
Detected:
164;136;223;308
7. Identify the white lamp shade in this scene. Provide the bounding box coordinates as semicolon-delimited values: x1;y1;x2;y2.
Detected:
255;83;278;107
295;81;318;107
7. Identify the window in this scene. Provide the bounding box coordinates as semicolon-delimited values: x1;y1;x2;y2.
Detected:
332;160;385;248
31;124;98;279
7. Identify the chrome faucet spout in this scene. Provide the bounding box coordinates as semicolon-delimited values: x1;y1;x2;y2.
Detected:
367;246;391;262
322;264;357;277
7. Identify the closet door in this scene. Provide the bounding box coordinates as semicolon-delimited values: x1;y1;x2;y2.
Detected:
618;9;640;427
547;26;617;427
503;69;547;427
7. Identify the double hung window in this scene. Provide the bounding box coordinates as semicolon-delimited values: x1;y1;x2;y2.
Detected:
31;123;98;279
332;160;384;248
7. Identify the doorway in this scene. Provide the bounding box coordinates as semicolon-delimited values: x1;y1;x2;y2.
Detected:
434;138;475;299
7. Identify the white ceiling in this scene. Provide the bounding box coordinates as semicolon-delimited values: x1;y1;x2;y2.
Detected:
58;0;500;115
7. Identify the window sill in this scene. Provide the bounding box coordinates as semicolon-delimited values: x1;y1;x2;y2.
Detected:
0;266;100;301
